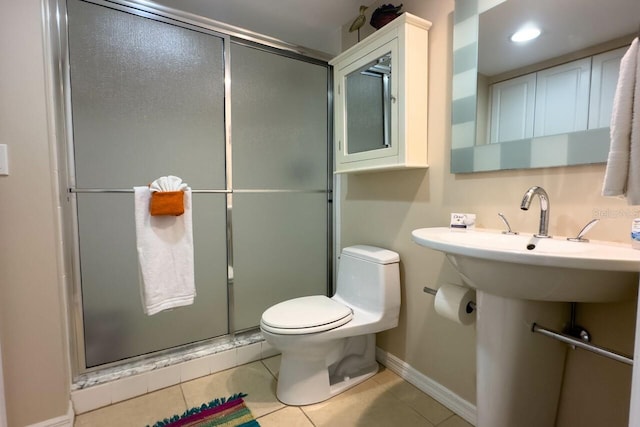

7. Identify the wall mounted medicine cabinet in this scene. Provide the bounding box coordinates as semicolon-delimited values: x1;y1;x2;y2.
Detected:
330;13;431;174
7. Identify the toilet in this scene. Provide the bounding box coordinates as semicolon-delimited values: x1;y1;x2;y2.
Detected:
260;245;400;406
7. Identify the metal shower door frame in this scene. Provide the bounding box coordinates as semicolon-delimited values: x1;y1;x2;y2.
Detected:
47;0;333;376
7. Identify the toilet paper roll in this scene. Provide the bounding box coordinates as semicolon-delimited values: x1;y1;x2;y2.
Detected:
434;283;476;325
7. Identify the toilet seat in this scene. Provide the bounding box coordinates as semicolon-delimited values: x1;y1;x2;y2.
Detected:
260;295;353;335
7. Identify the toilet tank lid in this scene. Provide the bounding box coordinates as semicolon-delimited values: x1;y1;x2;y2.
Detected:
342;245;400;264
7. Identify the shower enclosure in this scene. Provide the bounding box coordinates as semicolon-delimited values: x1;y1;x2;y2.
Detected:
61;0;331;372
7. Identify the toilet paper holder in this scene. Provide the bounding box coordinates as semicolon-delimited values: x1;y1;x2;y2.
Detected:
423;286;476;313
423;286;438;296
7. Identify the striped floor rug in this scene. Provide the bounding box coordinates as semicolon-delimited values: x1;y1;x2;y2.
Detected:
148;393;260;427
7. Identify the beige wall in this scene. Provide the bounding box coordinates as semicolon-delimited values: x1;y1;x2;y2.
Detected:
0;0;635;425
340;1;636;426
0;1;71;425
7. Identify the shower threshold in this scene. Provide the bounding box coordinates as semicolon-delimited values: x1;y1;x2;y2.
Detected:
72;329;264;391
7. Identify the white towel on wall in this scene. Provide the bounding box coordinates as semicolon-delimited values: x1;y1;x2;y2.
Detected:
134;186;195;315
602;37;640;204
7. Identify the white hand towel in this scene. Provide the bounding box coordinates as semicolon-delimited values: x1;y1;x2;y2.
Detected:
602;37;640;204
134;186;195;315
628;39;640;204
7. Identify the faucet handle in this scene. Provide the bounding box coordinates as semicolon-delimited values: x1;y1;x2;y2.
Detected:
567;219;599;242
498;213;518;235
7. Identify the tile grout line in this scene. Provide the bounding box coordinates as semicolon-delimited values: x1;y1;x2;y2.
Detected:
178;381;189;414
254;359;285;422
377;374;453;426
258;358;318;426
405;403;439;427
434;413;456;426
299;405;318;426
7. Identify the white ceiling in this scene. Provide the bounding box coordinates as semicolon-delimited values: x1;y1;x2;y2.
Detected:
147;0;376;56
145;0;640;74
478;0;640;76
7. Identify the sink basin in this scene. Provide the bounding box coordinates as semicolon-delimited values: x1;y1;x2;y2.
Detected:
411;227;639;302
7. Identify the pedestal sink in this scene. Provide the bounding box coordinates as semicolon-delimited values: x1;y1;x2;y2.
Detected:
412;227;639;302
411;227;640;427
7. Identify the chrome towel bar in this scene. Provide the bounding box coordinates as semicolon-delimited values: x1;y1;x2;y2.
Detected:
68;188;230;194
532;323;633;366
68;188;329;194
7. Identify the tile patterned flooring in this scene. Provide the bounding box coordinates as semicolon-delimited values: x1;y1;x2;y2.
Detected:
74;356;473;427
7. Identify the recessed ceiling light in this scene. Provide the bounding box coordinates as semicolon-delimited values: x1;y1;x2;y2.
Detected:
510;26;541;43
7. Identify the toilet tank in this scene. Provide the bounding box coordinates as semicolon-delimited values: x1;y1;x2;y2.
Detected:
334;245;400;316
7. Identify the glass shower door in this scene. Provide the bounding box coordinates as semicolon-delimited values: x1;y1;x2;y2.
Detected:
67;0;229;367
66;0;331;371
230;43;330;331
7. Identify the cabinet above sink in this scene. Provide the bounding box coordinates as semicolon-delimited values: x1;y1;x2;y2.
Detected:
330;13;431;174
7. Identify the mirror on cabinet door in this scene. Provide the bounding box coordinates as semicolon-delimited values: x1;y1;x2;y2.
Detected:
345;53;392;155
451;0;640;173
331;13;431;174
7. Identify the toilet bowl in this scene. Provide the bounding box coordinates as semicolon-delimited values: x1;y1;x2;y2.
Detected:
260;245;400;406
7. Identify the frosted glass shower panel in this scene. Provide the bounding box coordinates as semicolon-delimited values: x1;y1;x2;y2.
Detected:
230;43;329;331
231;43;328;190
76;194;228;367
233;193;328;331
68;0;226;189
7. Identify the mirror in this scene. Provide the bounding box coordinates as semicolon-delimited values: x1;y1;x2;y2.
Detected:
451;0;640;173
346;53;392;154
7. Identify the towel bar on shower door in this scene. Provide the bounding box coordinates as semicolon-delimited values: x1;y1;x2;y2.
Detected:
68;188;329;194
68;188;231;194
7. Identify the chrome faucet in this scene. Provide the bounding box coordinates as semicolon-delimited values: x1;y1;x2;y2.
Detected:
520;186;551;238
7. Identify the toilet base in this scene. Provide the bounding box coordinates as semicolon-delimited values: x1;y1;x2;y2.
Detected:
275;334;378;406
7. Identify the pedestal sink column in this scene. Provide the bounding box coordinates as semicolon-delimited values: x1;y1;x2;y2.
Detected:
476;291;570;427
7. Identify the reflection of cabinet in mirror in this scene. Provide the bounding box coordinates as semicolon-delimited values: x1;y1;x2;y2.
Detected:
330;13;431;173
486;46;626;145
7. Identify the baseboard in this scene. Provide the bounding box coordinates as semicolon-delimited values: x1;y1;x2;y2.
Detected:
376;347;477;426
26;401;74;427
